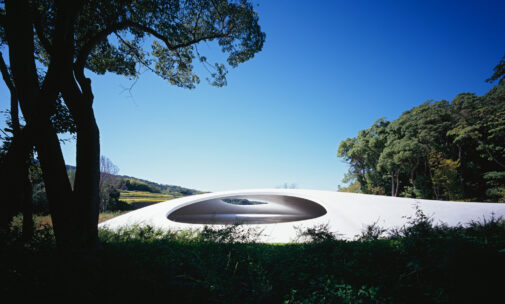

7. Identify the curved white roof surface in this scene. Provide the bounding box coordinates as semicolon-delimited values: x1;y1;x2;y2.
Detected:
99;189;505;243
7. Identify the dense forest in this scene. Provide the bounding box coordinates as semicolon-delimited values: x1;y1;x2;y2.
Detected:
338;79;505;202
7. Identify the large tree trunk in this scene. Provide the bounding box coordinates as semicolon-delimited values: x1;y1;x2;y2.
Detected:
34;123;76;246
44;0;101;250
4;5;101;296
62;67;100;250
73;106;100;249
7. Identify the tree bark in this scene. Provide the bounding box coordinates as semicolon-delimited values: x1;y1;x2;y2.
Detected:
57;0;100;247
61;65;100;250
6;0;100;251
395;170;400;197
74;106;100;249
457;143;465;196
390;169;400;197
391;172;395;197
409;159;419;196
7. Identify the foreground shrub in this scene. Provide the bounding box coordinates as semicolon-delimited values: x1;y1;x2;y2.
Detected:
2;210;505;303
294;223;341;243
284;275;388;304
356;220;387;241
198;224;265;243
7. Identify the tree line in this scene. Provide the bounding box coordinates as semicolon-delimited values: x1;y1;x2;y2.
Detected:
338;59;505;202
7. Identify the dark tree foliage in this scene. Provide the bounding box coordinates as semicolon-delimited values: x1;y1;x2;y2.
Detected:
486;53;505;84
338;79;505;202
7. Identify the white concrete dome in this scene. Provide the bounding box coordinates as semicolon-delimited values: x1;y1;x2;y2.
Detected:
99;189;505;243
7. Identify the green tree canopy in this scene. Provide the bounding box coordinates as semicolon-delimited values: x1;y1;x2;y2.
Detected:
338;76;505;202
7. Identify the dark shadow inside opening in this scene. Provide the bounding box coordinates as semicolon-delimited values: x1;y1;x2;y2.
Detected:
167;194;327;224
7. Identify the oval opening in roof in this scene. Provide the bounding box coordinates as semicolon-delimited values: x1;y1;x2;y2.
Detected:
167;194;327;224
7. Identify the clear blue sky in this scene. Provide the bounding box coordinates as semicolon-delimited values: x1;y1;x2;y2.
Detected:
1;0;505;192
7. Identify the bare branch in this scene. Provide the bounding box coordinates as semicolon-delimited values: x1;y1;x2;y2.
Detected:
0;127;8;137
114;32;156;74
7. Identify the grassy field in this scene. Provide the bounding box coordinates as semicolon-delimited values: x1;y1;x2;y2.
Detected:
11;211;131;229
119;190;174;203
98;211;131;222
118;190;177;209
10;190;178;230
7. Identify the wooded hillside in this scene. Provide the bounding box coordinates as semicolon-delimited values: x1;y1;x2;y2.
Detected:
338;80;505;202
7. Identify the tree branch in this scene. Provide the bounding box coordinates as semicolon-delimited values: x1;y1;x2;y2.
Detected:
33;14;53;55
75;22;130;72
124;20;231;51
114;32;157;75
75;20;232;73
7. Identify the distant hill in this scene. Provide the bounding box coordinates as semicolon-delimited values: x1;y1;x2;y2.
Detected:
117;175;204;197
27;164;203;215
66;164;204;198
115;175;204;208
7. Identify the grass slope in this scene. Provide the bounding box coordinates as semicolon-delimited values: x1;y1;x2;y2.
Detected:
118;190;176;209
119;190;174;203
116;176;203;209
